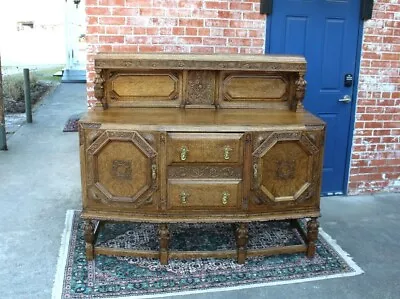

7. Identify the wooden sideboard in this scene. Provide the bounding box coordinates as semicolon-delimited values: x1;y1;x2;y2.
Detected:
79;53;325;264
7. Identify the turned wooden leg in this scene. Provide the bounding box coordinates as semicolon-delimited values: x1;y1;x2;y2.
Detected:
84;220;95;261
159;224;170;265
306;217;319;258
236;223;248;264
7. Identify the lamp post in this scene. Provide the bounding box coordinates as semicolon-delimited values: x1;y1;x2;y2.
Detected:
0;54;7;150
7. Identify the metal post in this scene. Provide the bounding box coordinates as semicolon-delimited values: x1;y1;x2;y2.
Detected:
0;55;7;150
23;68;32;123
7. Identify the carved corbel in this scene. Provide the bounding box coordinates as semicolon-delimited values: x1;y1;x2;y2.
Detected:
295;73;307;112
94;68;107;109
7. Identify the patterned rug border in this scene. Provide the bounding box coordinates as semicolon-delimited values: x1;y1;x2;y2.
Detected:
52;210;364;299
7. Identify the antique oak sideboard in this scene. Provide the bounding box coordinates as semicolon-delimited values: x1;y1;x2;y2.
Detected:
79;53;325;264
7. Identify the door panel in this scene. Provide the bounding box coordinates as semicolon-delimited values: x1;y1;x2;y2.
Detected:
85;130;159;209
268;0;361;194
250;131;323;212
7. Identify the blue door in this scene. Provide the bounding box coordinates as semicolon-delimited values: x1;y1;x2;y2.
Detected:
267;0;361;195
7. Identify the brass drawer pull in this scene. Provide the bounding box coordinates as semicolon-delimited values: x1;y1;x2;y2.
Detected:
222;191;230;205
253;164;258;179
180;191;189;204
180;146;189;161
151;164;157;180
224;146;232;160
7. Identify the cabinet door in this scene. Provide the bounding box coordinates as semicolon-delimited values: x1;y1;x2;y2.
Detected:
85;130;159;209
251;131;323;211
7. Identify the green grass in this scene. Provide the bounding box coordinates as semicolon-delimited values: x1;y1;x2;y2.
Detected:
31;66;64;82
2;65;63;83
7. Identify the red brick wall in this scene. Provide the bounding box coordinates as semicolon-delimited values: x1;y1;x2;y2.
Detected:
85;0;266;106
85;0;400;194
349;0;400;194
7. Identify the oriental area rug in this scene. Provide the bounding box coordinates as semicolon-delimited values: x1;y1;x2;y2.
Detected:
62;113;82;132
52;211;363;299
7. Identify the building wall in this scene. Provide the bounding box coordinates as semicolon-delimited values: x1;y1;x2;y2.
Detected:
350;0;400;194
85;0;400;194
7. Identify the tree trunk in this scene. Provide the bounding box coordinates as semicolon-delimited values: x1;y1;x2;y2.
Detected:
0;54;7;150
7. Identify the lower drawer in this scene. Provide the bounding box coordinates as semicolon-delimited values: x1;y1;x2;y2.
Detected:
167;180;241;210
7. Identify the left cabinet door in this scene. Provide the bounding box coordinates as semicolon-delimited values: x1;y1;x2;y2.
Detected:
83;130;159;211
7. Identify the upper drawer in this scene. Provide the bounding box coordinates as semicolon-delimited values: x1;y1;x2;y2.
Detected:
167;133;243;164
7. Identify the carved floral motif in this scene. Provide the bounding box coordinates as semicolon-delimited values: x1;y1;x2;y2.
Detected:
186;71;215;105
111;160;133;180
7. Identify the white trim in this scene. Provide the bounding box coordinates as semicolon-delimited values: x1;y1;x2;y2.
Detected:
52;212;364;299
52;210;74;299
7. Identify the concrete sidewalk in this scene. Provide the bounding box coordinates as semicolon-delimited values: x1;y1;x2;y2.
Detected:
0;84;399;298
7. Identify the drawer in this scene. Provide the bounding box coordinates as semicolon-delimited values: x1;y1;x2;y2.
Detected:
167;180;241;209
167;133;243;164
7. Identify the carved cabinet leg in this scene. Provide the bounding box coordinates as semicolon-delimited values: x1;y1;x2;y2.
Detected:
159;224;170;265
84;220;95;261
306;217;319;258
236;223;248;264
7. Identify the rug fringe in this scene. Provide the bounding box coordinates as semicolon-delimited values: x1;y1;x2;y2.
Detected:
51;210;74;299
318;227;364;276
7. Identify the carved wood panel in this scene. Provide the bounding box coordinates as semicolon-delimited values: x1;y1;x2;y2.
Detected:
251;131;321;208
185;70;216;107
218;72;291;109
85;130;159;208
106;71;182;108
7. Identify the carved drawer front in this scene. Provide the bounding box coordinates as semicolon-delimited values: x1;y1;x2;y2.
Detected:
167;180;241;210
251;131;322;207
85;130;158;207
167;133;243;164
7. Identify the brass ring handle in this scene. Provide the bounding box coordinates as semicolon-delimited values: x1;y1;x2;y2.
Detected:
224;146;232;160
180;191;189;204
151;164;157;180
180;146;189;161
222;191;230;205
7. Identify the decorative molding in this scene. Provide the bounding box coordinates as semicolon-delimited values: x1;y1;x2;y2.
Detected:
253;132;301;158
168;166;242;179
94;69;106;109
295;74;307;111
95;59;306;73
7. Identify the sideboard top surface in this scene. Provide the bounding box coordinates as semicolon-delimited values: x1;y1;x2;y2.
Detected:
80;108;324;131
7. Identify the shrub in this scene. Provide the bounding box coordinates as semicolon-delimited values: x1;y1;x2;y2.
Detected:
3;73;38;103
2;74;51;113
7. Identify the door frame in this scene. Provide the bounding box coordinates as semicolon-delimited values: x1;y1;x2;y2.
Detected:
265;8;365;195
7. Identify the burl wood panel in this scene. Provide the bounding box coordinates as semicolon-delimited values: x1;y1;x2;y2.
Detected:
106;71;182;108
167;133;243;164
167;180;241;210
218;72;291;109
